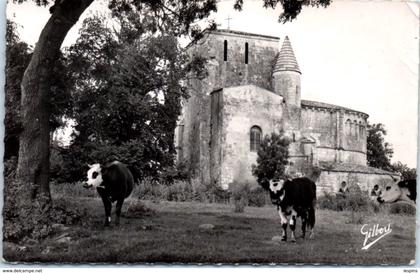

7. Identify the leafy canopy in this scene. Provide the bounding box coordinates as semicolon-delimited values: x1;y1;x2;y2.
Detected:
252;132;290;190
391;162;416;181
16;0;331;25
366;123;393;171
57;10;207;183
234;0;331;23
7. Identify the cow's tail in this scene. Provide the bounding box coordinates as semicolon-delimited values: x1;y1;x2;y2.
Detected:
309;182;316;229
307;206;315;230
312;181;317;206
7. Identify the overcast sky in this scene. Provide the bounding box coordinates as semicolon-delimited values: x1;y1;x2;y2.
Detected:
6;0;420;168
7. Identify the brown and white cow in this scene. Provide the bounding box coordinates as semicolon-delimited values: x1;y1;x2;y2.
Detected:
269;177;316;242
377;179;416;204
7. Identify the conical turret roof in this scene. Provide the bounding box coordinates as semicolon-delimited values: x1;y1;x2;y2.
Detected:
273;36;301;74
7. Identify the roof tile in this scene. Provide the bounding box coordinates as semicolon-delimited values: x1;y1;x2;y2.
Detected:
273;36;301;74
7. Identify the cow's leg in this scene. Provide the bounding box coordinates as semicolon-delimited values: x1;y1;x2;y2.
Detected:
98;188;112;226
115;199;124;226
281;223;288;242
308;207;315;239
278;207;288;241
289;209;298;242
301;211;307;239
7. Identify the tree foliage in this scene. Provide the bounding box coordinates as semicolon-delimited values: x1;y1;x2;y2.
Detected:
55;11;207;183
366;123;393;171
252;132;290;190
234;0;331;23
5;20;31;160
391;162;416;181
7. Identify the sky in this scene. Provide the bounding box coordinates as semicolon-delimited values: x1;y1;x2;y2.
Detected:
6;0;420;168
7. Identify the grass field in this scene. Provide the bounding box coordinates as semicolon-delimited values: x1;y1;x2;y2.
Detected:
3;192;415;265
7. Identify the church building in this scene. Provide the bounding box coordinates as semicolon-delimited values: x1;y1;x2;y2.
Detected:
175;29;398;194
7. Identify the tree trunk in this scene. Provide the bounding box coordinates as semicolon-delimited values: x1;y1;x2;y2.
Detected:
16;0;94;203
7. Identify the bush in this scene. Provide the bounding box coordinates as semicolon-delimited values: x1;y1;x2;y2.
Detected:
4;187;88;243
50;182;98;198
159;160;192;184
229;181;251;213
248;186;270;207
133;178;167;201
133;177;230;203
203;181;231;203
167;180;194;202
252;132;290;190
228;181;269;212
318;191;376;212
4;157;89;243
389;202;416;215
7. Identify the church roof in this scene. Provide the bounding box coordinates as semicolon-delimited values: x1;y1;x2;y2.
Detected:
212;29;280;41
273;36;301;74
319;162;399;176
301;99;369;117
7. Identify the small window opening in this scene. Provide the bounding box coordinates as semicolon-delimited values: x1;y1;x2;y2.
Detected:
245;42;249;64
224;40;228;61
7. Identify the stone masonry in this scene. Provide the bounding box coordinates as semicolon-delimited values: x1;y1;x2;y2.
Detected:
174;29;399;194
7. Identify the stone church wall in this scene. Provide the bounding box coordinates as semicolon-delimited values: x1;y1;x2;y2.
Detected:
210;89;223;184
300;107;368;165
188;30;279;91
341;111;368;154
218;85;284;189
317;171;398;196
175;59;221;184
301;107;337;149
338;150;367;166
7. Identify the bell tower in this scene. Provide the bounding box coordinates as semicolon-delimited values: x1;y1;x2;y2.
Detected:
272;36;302;145
272;36;301;107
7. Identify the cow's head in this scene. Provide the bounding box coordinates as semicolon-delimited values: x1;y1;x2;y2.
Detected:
269;179;286;204
83;163;103;189
377;182;411;203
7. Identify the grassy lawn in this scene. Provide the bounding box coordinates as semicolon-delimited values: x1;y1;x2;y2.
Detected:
3;196;415;265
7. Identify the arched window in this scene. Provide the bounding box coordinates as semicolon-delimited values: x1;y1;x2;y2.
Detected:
250;126;262;152
354;120;358;138
359;121;363;139
224;40;228;61
345;119;351;135
245;42;249;64
354;120;358;139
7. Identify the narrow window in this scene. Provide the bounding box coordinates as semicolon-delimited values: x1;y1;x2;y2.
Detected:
245;42;249;64
250;126;262;151
345;119;351;135
224;40;228;61
354;120;358;138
